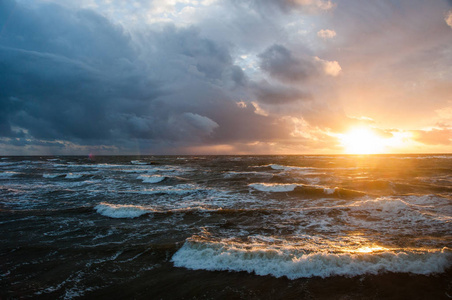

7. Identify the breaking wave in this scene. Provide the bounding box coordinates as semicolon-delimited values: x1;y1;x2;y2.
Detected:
95;203;151;219
137;174;166;183
43;173;62;178
249;183;298;192
65;173;84;179
0;171;20;178
249;183;339;195
172;240;452;279
131;160;149;165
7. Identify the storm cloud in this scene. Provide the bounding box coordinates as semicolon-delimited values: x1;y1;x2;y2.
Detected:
0;0;451;154
0;0;293;154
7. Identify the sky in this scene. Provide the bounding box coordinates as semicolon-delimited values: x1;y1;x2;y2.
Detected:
0;0;451;155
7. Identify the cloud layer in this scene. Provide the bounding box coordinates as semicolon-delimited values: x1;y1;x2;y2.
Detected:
1;0;451;154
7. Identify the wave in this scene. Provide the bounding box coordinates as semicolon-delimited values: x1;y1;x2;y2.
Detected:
266;164;315;172
94;202;230;219
172;240;452;279
95;203;152;219
121;169;147;173
0;171;20;178
348;196;452;225
137;174;166;183
66;163;126;169
131;160;149;165
223;171;273;179
65;173;84;179
249;183;298;192
119;184;205;196
323;187;337;194
43;173;63;178
396;155;452;160
0;161;18;166
249;183;340;195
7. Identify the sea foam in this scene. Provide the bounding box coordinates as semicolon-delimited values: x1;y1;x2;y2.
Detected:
249;183;338;194
0;171;19;178
267;164;314;172
95;203;150;219
249;183;298;192
172;240;452;279
137;174;166;183
43;173;62;178
65;173;84;179
131;160;149;165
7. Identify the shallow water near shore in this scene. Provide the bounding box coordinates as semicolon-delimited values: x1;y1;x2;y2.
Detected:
1;155;451;299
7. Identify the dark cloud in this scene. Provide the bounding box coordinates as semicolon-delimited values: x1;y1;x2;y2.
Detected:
228;0;335;15
258;44;319;83
253;81;311;105
0;0;298;154
1;0;450;154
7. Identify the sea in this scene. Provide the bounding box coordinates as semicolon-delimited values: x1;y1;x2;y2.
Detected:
0;155;451;299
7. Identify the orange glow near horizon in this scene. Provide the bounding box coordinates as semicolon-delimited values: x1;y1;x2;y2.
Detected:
337;127;417;154
339;127;387;154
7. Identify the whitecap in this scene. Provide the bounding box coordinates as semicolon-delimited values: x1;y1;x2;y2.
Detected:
323;187;337;194
121;184;205;195
65;173;84;179
0;171;19;178
172;240;452;279
223;171;273;178
122;169;147;173
95;203;151;219
268;164;317;171
137;174;166;183
249;183;298;192
43;173;62;179
131;160;148;165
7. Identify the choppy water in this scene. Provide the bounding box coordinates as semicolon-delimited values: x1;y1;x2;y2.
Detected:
1;155;451;299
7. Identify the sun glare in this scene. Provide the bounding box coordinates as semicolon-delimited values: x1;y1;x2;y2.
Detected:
340;127;386;154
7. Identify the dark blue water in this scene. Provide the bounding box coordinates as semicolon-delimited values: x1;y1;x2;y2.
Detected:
1;155;451;299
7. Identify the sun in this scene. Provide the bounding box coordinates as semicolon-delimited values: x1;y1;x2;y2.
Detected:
339;127;386;154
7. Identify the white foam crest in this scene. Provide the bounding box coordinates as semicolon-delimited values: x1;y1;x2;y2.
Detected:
249;183;299;192
93;163;128;168
137;174;166;183
121;184;205;195
267;164;314;172
343;196;452;233
223;171;273;178
0;171;19;178
169;206;224;213
304;177;321;185
249;183;337;194
95;202;151;218
43;173;62;178
0;161;17;166
148;166;195;174
122;169;147;173
172;241;452;279
405;195;450;207
323;187;337;194
66;163;125;169
131;160;149;165
65;173;84;179
351;198;416;214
